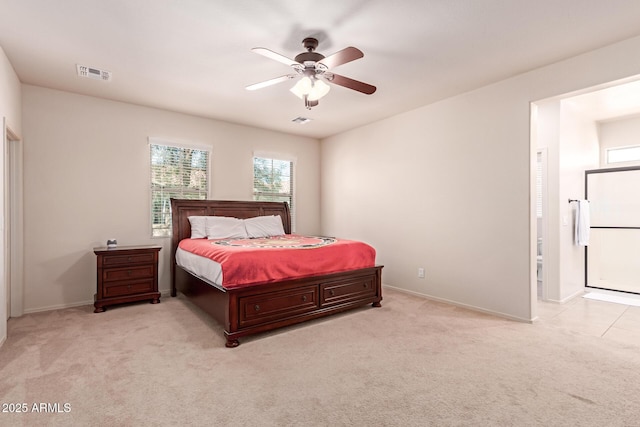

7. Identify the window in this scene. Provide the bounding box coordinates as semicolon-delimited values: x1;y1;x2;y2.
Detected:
253;155;295;230
150;139;210;237
607;145;640;164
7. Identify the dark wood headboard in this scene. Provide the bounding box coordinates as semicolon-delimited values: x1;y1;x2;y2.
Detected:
170;198;291;269
169;198;292;297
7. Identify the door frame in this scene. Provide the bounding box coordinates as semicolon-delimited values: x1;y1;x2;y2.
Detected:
4;120;23;318
537;148;549;301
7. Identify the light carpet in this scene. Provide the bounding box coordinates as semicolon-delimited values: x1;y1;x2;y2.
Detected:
1;288;640;426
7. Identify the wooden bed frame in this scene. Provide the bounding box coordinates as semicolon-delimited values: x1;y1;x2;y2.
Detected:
170;199;383;347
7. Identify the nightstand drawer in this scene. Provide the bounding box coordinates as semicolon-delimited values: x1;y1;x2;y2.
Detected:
101;252;156;267
103;265;154;282
94;245;162;313
103;279;154;298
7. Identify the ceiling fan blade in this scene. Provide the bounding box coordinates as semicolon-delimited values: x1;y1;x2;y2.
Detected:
318;46;364;69
251;47;298;67
246;75;296;91
328;73;376;95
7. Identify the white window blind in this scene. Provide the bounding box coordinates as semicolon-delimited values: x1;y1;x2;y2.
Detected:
150;141;210;237
253;156;295;231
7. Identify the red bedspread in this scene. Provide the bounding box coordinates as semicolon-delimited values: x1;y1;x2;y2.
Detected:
178;234;376;289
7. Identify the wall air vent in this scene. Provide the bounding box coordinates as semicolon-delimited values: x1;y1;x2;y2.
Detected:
292;117;312;124
76;64;112;81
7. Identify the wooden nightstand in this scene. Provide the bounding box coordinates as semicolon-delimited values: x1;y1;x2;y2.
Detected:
93;245;162;313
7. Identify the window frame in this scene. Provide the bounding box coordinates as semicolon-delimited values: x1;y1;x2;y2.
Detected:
252;152;296;232
606;144;640;164
149;137;211;238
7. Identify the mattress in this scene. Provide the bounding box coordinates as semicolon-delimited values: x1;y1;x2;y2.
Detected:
176;246;224;287
176;234;376;290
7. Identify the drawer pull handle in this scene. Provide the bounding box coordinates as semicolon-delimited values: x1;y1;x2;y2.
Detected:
254;304;260;312
363;283;367;288
128;257;133;262
127;270;132;275
302;295;307;302
329;289;335;296
128;285;132;289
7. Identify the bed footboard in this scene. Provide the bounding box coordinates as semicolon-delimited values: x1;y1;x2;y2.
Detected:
174;265;383;347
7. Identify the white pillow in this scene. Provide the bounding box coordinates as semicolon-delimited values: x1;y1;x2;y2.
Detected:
188;216;208;239
206;216;248;239
244;215;285;238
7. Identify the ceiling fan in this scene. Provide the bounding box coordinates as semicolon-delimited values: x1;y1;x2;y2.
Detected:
246;37;376;109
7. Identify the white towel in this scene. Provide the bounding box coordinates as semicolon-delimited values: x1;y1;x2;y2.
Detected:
575;200;590;246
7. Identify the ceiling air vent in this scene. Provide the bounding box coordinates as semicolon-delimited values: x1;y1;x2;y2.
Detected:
292;117;312;124
76;64;112;81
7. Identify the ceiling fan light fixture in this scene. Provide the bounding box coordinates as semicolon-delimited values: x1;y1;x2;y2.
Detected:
290;77;330;101
290;77;312;99
250;37;375;109
307;79;330;101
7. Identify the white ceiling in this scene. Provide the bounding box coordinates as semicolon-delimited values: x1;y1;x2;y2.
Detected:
3;0;640;139
564;79;640;122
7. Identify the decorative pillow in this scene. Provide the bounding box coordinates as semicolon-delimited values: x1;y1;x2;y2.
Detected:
188;216;208;239
244;215;285;238
206;216;248;239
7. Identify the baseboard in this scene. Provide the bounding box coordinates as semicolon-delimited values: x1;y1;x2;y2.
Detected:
382;284;534;323
23;299;94;315
20;289;174;315
541;288;584;304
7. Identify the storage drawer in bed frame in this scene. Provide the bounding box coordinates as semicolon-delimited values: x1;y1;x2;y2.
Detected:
236;273;378;327
226;267;382;346
320;276;376;307
238;285;319;327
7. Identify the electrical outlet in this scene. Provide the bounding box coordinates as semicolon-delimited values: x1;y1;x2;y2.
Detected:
418;268;425;279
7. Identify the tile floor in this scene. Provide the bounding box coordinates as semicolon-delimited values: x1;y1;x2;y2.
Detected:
536;288;640;346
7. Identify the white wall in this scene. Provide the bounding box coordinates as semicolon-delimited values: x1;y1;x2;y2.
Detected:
21;85;320;313
598;115;640;167
0;45;22;345
321;35;640;321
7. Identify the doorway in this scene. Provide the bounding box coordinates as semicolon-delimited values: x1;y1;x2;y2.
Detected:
531;76;640;306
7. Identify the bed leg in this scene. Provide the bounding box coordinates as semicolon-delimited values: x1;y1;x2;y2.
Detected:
225;338;240;348
372;301;382;307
